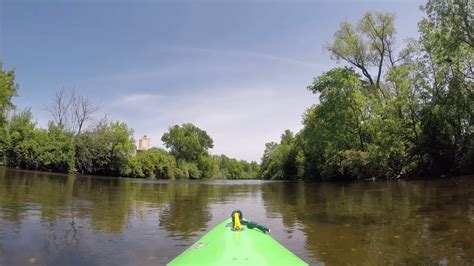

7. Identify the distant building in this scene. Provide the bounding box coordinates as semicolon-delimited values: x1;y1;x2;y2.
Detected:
138;135;150;151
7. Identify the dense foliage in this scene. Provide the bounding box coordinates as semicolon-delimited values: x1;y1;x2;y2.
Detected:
213;155;260;179
260;1;473;180
122;148;178;179
0;103;258;178
6;110;75;172
0;63;18;163
160;124;259;179
75;121;135;176
161;123;214;162
0;67;258;178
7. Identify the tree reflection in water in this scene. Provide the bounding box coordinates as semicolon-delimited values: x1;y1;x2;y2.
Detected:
0;167;473;265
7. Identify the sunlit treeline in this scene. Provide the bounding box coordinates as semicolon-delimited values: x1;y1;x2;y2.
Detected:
259;0;473;180
0;71;259;179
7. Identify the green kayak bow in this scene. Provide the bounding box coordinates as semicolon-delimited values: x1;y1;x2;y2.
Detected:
167;210;308;266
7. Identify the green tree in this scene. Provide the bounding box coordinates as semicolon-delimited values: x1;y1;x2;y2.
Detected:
94;121;135;176
420;0;473;62
177;161;201;179
417;0;473;174
260;130;301;180
148;148;179;179
6;110;75;172
306;67;367;151
0;62;18;126
75;132;95;174
302;68;374;180
124;156;144;178
327;11;397;96
6;109;37;168
216;155;243;179
238;160;260;179
38;123;75;172
122;148;178;179
161;123;214;162
0;62;19;162
260;142;282;179
212;155;257;179
260;2;473;180
198;155;219;178
75;121;135;176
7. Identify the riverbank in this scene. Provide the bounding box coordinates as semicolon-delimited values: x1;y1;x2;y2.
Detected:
3;165;471;184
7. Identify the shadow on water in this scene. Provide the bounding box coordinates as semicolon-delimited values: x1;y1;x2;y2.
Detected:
0;167;473;265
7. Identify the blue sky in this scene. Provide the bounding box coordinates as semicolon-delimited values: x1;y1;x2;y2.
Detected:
1;0;425;161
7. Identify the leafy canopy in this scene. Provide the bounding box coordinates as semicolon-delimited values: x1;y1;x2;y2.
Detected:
161;123;214;162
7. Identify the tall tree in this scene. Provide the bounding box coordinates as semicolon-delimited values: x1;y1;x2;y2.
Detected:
0;62;18;126
161;123;214;162
93;121;135;175
0;62;18;161
302;68;375;179
6;109;75;172
6;109;36;168
306;67;367;152
417;0;474;174
259;130;300;180
327;11;397;98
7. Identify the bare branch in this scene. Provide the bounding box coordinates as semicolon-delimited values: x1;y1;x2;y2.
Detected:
46;87;72;129
71;89;100;135
46;88;100;135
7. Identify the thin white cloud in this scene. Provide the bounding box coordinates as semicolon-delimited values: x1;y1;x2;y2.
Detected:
89;47;330;162
105;84;317;162
99;46;326;85
112;93;165;105
172;46;325;69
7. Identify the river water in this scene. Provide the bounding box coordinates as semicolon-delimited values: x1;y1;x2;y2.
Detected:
0;167;473;265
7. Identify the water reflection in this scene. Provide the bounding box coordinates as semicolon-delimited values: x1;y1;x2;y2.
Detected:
0;167;473;265
261;181;474;265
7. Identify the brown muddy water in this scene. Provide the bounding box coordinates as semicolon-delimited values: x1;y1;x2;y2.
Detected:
0;167;473;265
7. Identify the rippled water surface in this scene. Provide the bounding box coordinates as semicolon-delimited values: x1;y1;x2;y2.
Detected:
0;167;473;265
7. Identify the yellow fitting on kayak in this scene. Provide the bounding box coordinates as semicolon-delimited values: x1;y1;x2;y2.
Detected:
233;212;241;230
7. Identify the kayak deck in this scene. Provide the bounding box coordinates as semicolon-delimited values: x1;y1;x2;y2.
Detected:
167;219;308;266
